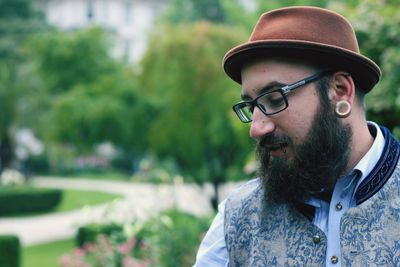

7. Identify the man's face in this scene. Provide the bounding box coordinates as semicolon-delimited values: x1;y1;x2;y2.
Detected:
241;59;351;203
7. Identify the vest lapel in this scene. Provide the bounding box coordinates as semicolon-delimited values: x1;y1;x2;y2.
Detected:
355;126;400;205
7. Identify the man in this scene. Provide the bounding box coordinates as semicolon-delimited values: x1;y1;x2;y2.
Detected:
194;6;400;267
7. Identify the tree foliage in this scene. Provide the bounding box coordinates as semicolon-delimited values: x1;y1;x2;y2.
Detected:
219;0;330;32
25;28;154;160
341;0;400;137
28;28;117;94
0;0;48;171
161;0;226;23
141;22;252;207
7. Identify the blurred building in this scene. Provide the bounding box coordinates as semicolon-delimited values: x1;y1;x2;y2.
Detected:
38;0;168;63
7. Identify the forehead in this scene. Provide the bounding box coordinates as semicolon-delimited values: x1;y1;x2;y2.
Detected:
241;58;319;95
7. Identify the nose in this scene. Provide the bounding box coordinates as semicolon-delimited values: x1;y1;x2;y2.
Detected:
250;107;275;139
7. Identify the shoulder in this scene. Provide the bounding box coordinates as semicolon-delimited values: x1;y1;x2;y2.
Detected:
225;178;263;210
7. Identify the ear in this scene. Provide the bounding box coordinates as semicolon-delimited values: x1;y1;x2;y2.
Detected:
328;71;356;106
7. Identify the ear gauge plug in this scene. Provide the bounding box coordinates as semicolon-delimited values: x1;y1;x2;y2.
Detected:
335;100;351;118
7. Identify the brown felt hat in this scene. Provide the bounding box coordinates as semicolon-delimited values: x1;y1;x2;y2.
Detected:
223;6;381;93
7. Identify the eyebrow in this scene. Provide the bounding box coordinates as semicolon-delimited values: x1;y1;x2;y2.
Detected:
241;81;286;101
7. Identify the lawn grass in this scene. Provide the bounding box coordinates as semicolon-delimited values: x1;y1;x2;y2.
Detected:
40;170;131;181
3;188;122;217
20;189;123;267
22;238;75;267
55;189;122;213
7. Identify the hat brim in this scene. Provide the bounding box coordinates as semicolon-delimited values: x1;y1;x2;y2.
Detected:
223;40;381;93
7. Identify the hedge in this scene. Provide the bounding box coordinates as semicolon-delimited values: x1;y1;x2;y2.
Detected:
0;235;20;267
0;187;62;216
76;223;123;247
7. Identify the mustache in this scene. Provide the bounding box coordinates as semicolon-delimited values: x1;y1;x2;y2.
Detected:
257;133;292;149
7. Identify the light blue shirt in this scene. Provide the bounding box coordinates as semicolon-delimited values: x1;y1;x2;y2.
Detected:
194;122;385;267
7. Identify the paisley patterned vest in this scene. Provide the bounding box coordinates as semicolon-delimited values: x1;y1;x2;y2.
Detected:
224;127;400;266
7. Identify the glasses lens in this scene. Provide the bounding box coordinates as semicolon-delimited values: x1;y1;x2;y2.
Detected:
257;91;286;114
234;103;253;122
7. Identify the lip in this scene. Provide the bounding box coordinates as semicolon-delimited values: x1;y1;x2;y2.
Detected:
267;143;288;157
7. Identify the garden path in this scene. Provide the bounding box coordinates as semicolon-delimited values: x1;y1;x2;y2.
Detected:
0;177;240;245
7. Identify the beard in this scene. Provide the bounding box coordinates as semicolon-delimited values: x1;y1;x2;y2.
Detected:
257;97;352;204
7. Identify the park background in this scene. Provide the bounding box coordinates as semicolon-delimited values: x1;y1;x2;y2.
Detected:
0;0;399;266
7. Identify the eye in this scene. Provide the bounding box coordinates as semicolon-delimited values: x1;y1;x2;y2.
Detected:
259;91;285;111
267;97;285;108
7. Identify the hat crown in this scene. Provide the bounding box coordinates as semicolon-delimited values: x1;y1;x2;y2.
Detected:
223;6;381;93
250;7;360;54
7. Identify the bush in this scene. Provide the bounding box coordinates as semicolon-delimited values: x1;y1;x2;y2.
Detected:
23;154;49;174
61;233;151;267
76;223;123;247
0;235;20;267
0;187;62;216
136;210;211;267
71;210;212;266
111;154;134;173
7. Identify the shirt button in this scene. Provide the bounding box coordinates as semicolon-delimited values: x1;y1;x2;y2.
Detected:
335;202;343;211
312;235;321;244
330;255;339;264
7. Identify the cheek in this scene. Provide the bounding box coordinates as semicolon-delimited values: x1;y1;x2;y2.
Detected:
289;120;311;145
282;102;319;144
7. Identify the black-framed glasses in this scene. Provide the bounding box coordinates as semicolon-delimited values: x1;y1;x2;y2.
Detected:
232;71;330;123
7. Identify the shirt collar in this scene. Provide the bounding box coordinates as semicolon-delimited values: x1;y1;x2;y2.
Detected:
305;121;385;208
353;121;385;190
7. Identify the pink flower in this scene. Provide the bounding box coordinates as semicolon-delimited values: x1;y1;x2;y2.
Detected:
118;243;131;255
127;237;137;248
58;255;71;267
73;248;86;258
83;242;96;253
58;253;90;267
122;256;136;267
118;237;137;255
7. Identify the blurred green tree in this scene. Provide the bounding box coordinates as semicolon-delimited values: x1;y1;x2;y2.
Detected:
25;28;154;171
341;0;400;138
0;0;48;172
162;0;330;30
161;0;226;23
141;22;252;209
220;0;329;31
